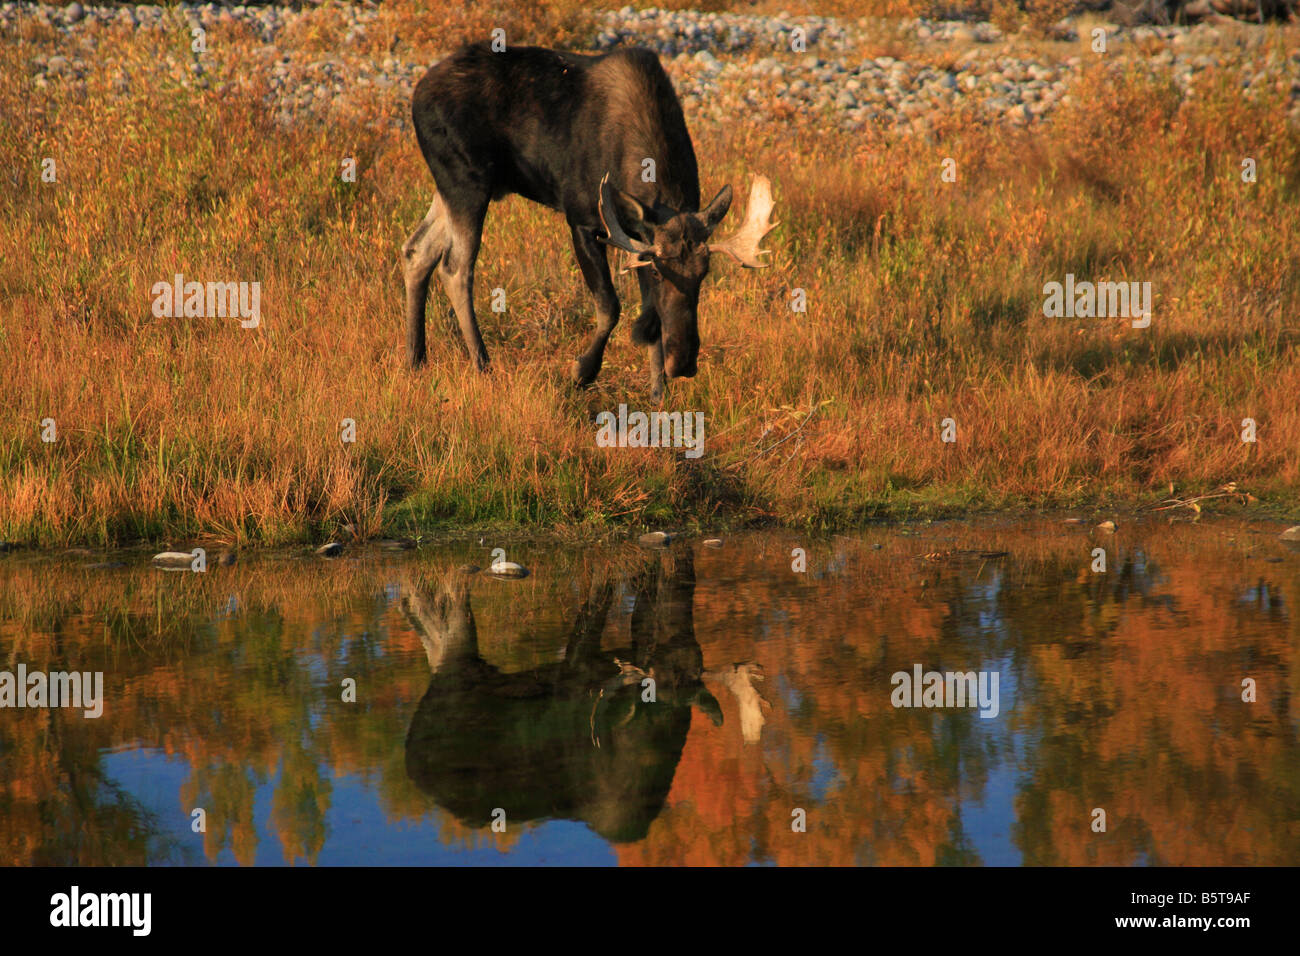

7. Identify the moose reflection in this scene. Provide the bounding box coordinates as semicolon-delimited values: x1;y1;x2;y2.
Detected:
402;550;767;843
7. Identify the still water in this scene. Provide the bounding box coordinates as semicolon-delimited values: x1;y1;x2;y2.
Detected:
2;519;1298;866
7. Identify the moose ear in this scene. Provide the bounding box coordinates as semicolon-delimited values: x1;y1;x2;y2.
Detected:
697;184;733;234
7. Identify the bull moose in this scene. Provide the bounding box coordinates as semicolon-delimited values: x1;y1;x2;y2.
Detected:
401;551;768;843
402;42;777;399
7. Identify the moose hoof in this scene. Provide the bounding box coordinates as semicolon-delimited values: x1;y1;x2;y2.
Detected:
570;358;597;387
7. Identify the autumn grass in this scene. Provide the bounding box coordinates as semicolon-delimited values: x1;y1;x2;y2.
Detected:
1;4;1298;548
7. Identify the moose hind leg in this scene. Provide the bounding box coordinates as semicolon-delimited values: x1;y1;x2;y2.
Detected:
437;199;490;371
402;195;453;369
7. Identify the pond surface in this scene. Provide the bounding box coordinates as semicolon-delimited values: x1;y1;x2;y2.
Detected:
2;518;1298;866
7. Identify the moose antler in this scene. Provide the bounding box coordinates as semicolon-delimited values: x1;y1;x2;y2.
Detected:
597;172;655;267
709;174;778;268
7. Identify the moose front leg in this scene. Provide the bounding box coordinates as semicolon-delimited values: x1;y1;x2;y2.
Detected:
569;225;620;387
647;340;665;402
634;269;665;402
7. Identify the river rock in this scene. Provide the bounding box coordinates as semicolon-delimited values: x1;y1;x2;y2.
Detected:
316;542;343;557
703;538;724;548
1097;521;1117;533
8;4;1291;192
638;531;674;547
152;551;195;569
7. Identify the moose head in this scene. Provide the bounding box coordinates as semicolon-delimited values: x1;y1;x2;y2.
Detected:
597;173;779;381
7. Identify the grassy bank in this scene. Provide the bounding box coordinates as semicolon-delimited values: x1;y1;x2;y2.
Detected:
2;3;1298;548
